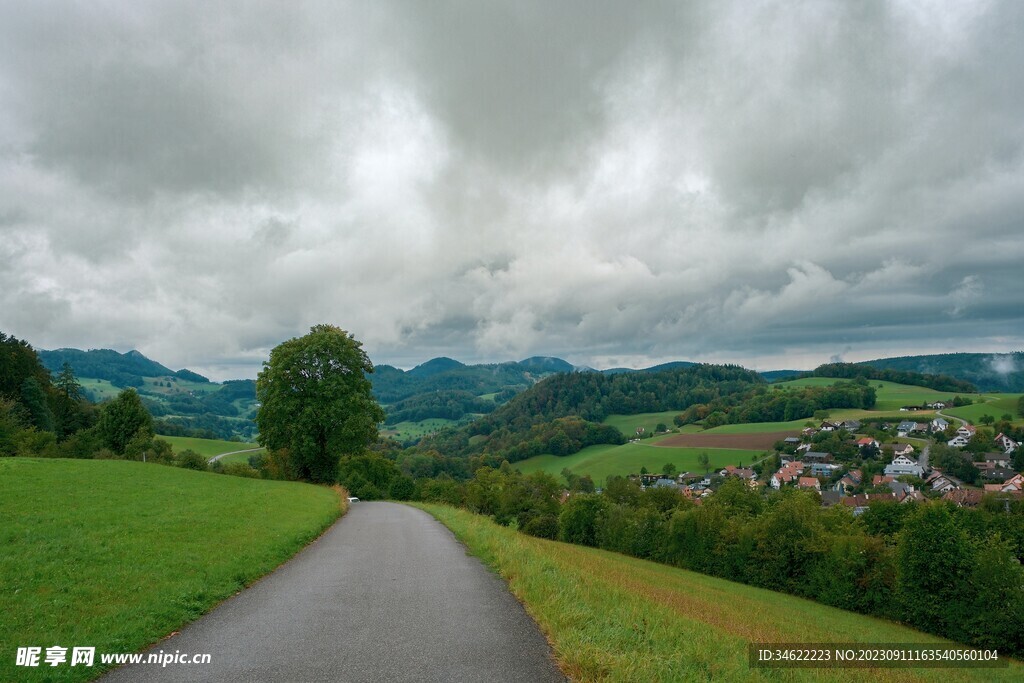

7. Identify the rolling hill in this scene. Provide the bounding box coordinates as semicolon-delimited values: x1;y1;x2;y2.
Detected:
855;352;1024;392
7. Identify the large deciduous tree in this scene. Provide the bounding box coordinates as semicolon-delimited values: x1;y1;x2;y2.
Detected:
97;388;153;455
256;325;385;483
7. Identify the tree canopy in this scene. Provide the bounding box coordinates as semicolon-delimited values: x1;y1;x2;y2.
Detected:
256;325;385;483
97;388;153;455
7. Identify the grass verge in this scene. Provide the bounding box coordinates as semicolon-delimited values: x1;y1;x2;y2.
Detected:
413;503;1021;682
0;458;342;682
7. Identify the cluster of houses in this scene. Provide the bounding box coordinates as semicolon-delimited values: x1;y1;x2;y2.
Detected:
625;420;1022;512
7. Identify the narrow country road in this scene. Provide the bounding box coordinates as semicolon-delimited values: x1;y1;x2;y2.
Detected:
101;502;565;683
208;447;264;463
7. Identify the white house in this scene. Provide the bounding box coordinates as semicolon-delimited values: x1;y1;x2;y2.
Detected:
995;433;1019;454
947;435;970;448
931;417;949;431
885;454;925;478
893;443;915;458
957;425;976;439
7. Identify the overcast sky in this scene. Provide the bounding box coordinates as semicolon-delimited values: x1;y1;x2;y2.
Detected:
1;1;1022;380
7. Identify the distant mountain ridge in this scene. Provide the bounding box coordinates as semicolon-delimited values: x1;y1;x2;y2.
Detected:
38;348;209;387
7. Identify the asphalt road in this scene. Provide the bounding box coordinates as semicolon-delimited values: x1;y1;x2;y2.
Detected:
207;447;264;463
101;502;565;683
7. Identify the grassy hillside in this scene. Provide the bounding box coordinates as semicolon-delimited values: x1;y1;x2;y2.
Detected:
514;440;761;483
417;504;1020;682
943;394;1023;425
381;417;460;442
603;411;683;436
0;459;340;682
774;378;959;412
161;435;258;458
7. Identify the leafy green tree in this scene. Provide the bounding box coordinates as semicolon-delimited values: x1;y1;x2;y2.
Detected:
176;449;208;471
0;332;51;398
54;362;82;402
97;388;152;455
661;462;678;477
896;504;974;641
698;451;710;473
256;325;385;483
558;494;608;546
19;377;54;432
979;414;995;426
966;534;1024;651
388;475;416;501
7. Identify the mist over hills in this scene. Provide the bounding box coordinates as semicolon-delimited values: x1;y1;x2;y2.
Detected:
854;353;1024;393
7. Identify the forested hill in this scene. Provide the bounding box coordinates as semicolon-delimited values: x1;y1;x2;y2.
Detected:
852;353;1024;392
39;348;209;388
36;347;255;440
805;362;977;393
420;365;765;465
371;357;573;405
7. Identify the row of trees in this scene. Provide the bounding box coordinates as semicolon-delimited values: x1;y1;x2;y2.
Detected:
413;465;1024;655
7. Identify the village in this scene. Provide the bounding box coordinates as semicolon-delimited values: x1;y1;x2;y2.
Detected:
629;409;1022;513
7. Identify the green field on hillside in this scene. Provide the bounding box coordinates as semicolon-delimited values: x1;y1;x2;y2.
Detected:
704;419;811;434
161;435;257;458
773;378;969;412
514;440;762;484
139;375;219;396
417;504;1021;682
603;411;683;437
943;394;1023;425
0;459;340;683
78;378;122;402
383;418;459;441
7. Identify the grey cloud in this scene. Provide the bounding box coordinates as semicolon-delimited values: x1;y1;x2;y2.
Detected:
0;1;1022;379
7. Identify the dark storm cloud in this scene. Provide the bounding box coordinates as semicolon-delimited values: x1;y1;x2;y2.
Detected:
0;0;1021;379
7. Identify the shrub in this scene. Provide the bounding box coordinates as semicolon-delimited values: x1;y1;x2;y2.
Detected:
176;449;208;471
522;514;559;540
222;462;260;478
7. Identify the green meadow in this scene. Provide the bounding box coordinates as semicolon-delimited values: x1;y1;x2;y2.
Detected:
772;378;968;412
704;419;811;434
382;417;459;441
416;503;1021;682
514;440;761;484
77;378;122;402
603;411;684;437
160;435;258;459
943;394;1023;425
0;459;341;683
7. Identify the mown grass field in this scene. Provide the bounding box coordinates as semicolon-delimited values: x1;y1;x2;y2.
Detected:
514;441;762;484
160;435;257;459
603;411;683;437
704;419;812;434
773;378;969;412
78;378;122;402
416;504;1021;682
943;394;1023;425
216;449;266;466
0;459;341;683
